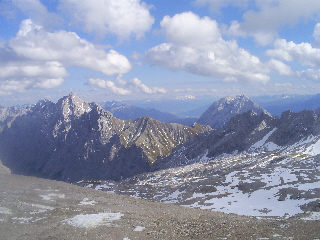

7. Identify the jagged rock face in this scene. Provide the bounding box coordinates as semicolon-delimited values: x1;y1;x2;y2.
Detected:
121;117;209;164
0;93;209;182
153;110;275;170
270;110;319;145
196;95;269;129
0;105;31;131
153;109;320;170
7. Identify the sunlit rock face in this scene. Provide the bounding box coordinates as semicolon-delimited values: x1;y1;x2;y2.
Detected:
0;93;209;182
197;94;270;129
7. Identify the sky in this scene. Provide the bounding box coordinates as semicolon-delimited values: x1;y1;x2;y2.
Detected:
1;0;320;106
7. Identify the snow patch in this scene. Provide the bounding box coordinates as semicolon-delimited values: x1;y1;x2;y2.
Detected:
79;198;97;205
133;226;145;231
39;193;65;201
249;128;277;151
301;212;320;220
0;207;12;214
64;212;123;228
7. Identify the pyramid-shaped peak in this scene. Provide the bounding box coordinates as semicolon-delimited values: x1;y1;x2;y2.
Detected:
197;95;269;129
57;93;93;118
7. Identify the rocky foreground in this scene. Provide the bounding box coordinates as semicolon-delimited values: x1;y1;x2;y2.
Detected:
0;169;319;239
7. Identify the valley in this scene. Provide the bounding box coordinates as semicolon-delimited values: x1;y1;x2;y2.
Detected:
0;93;320;239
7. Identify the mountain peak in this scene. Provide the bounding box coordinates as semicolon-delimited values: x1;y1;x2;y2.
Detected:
196;95;269;129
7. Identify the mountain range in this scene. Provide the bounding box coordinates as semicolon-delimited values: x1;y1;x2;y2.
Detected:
79;108;320;217
1;93;320;219
102;100;197;126
0;93;209;182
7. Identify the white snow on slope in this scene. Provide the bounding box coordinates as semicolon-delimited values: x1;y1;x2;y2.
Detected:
249;128;277;152
64;212;123;228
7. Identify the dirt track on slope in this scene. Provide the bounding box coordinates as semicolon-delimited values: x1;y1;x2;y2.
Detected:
0;171;319;240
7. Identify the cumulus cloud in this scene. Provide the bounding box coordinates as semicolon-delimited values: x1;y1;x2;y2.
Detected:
2;0;62;29
313;23;320;47
88;77;167;95
160;11;221;47
59;0;154;40
266;39;320;68
146;12;273;84
0;19;132;95
0;80;32;96
266;59;292;76
131;78;168;94
265;37;320;81
88;78;131;95
296;69;320;82
9;19;132;76
0;61;68;79
222;0;320;46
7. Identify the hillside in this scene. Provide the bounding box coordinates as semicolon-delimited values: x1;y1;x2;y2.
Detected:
0;93;209;182
80;109;320;218
2;172;319;239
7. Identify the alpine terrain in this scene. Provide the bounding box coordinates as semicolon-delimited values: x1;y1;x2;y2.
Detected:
0;93;209;182
79;108;320;219
196;94;270;129
1;93;320;222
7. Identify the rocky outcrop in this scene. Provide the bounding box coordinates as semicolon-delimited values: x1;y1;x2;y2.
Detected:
154;109;320;170
196;95;270;129
0;93;209;182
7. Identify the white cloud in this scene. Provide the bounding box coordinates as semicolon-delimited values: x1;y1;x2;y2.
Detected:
88;77;167;95
221;0;320;46
131;78;168;94
59;0;154;40
33;78;65;89
160;11;221;47
0;61;68;79
88;78;131;95
296;69;320;82
0;19;132;95
146;12;271;84
266;59;292;76
266;38;320;81
7;0;62;29
313;23;320;47
266;39;320;68
0;80;32;96
9;19;132;76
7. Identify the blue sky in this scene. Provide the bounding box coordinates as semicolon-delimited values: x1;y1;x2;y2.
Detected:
1;0;320;106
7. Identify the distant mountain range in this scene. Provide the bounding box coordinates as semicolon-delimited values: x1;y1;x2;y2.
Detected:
1;92;320;218
253;93;320;116
103;100;198;126
0;93;209;182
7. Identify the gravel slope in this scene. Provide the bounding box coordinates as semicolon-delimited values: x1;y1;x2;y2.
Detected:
0;172;320;239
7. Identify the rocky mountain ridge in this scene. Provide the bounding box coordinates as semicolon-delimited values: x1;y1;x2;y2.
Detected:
79;108;320;218
154;109;320;170
196;94;270;129
0;93;209;182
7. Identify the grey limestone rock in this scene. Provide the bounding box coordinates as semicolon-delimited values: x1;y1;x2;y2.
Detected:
0;93;209;182
196;94;270;129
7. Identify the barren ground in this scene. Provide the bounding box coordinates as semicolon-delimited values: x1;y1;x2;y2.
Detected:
0;169;319;240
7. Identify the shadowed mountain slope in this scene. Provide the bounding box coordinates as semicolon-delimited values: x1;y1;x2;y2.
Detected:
0;93;209;182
